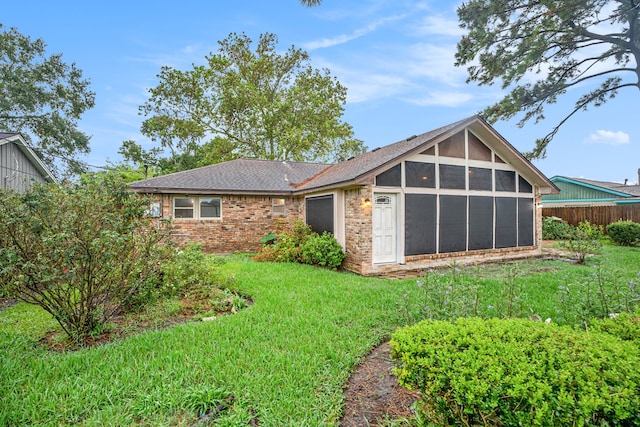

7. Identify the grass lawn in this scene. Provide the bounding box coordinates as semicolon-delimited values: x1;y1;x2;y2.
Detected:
1;245;639;426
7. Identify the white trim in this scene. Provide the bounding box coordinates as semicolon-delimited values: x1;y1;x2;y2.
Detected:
172;195;222;220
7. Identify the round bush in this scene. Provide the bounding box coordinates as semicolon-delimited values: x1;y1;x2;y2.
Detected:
606;220;640;246
391;317;640;427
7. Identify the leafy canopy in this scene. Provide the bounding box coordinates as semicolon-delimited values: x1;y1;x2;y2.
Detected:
139;32;365;172
0;24;95;176
455;0;640;159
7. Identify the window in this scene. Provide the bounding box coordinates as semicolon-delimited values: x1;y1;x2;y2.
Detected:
200;198;221;218
438;131;466;158
439;164;466;189
173;196;221;219
306;195;334;234
174;197;195;219
468;167;492;191
375;164;401;187
495;170;516;192
272;198;286;215
405;161;435;188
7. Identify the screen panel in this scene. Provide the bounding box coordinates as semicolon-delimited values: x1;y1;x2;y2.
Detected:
519;175;533;193
518;198;534;246
496;169;516;192
495;197;517;248
405;194;437;255
468;196;494;250
406;161;435;188
306;195;334;234
439;195;467;253
439;164;466;189
375;164;401;187
468;132;492;161
438;131;465;158
468;167;492;191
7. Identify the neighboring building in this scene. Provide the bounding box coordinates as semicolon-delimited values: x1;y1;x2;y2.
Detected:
130;116;558;276
541;176;640;229
542;176;640;207
0;132;57;192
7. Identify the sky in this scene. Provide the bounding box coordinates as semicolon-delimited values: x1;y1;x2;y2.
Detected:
3;0;639;183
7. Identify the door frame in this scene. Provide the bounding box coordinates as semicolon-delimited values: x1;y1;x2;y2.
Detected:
372;192;399;264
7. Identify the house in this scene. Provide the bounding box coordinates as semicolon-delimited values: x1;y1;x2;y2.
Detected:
130;116;558;276
0;132;57;192
541;175;640;229
542;176;640;207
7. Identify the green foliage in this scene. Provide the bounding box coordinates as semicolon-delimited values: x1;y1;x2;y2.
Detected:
254;219;313;263
542;216;574;240
455;1;640;159
0;24;95;176
590;309;640;346
560;225;603;265
607;219;640;246
140;32;366;172
0;175;172;342
577;220;605;240
254;220;345;269
391;317;640;427
300;232;346;270
556;265;640;326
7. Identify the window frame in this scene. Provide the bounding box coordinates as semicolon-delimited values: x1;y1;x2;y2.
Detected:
272;198;286;215
173;196;222;220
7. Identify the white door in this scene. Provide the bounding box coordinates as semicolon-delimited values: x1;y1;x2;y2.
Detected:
372;194;397;263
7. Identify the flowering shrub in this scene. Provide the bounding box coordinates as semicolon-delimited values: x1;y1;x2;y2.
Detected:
391;317;640;427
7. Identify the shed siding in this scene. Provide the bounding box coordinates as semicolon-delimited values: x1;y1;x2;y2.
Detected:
1;142;48;192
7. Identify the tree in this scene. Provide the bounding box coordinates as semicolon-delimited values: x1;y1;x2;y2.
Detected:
455;0;640;159
0;24;95;176
140;32;365;169
0;175;171;343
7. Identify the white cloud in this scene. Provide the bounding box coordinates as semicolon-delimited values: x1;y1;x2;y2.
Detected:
301;14;407;50
405;91;473;107
413;15;465;37
585;130;630;146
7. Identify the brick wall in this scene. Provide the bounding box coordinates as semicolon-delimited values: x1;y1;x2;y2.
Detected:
155;194;303;253
343;186;373;273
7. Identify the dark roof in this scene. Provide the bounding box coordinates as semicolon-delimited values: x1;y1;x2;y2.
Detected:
130;158;329;194
553;176;640;197
294;117;471;191
130;115;557;195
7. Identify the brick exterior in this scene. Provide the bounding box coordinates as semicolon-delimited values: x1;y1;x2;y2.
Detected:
154;194;303;253
149;188;544;276
343;186;373;274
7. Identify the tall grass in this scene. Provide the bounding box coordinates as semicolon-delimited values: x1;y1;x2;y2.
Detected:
1;245;639;426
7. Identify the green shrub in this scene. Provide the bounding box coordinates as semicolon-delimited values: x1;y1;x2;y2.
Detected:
606;220;640;246
576;220;604;240
590;309;640;345
560;229;602;264
542;216;575;240
300;232;346;269
0;175;172;343
255;220;345;269
391;317;640;427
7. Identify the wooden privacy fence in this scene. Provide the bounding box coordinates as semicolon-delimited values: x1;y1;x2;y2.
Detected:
543;205;640;229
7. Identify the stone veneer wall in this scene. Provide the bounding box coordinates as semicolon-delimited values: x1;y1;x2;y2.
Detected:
342;186;373;274
155;194;303;253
